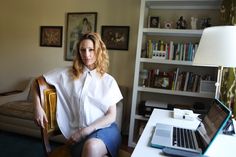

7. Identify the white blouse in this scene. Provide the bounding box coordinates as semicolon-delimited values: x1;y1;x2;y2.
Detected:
43;67;123;139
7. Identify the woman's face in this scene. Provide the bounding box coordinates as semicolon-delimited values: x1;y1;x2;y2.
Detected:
79;39;96;70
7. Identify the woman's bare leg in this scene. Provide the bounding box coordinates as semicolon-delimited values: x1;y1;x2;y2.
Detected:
81;138;108;157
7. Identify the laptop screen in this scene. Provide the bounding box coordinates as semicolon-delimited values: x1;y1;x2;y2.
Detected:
196;99;231;153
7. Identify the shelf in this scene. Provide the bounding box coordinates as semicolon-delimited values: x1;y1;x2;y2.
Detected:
135;114;149;121
140;58;193;66
137;86;215;98
128;0;220;148
143;28;203;37
145;0;222;10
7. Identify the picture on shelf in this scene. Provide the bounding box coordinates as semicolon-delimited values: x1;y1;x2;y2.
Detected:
153;72;173;89
148;16;160;28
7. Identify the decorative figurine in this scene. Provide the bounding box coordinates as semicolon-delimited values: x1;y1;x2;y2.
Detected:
176;16;187;29
190;17;198;29
200;17;211;29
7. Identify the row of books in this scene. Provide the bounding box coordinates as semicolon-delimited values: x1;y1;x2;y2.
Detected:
173;68;201;92
142;68;213;93
146;40;198;61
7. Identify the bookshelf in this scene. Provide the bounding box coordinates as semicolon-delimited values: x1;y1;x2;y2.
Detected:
128;0;221;147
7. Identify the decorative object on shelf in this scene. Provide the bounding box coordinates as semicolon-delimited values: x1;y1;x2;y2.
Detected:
65;12;97;61
148;16;160;28
153;72;173;89
40;26;63;47
193;26;236;100
164;21;173;29
176;16;187;29
190;17;198;29
139;69;149;87
101;26;130;50
200;17;211;29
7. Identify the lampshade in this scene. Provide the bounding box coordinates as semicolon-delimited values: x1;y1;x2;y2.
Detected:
193;26;236;67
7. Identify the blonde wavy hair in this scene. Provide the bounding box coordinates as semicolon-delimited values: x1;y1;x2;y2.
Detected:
71;32;109;79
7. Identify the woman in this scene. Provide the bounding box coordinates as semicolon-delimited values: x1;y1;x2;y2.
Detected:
33;32;123;157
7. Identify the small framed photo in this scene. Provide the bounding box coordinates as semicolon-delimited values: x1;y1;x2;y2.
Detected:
65;12;97;61
101;26;130;50
153;72;173;89
40;26;63;47
148;16;160;28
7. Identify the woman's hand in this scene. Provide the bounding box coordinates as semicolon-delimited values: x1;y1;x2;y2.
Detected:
67;126;95;145
32;79;48;129
34;104;48;128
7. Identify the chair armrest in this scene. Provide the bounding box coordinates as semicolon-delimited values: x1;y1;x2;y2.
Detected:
0;78;34;106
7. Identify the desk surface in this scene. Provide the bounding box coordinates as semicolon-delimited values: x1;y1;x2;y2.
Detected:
131;109;236;157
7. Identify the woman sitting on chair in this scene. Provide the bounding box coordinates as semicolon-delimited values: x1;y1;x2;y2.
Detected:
33;32;123;157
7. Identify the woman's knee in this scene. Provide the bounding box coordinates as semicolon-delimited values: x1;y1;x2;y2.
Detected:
82;138;107;156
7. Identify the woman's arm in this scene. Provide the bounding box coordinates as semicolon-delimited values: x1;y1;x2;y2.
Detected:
90;104;117;131
32;79;48;128
67;104;117;144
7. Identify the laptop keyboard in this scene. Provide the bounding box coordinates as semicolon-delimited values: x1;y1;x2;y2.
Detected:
173;127;196;149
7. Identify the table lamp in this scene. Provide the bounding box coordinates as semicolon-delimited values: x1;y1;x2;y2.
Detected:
193;26;236;99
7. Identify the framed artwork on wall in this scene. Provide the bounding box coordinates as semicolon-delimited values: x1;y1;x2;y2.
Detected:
101;26;130;50
65;12;97;61
40;26;63;47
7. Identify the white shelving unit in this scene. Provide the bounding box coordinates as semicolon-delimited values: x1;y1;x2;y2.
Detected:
128;0;222;147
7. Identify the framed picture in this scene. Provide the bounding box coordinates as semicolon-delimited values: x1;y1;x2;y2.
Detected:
148;16;160;28
40;26;63;47
101;26;130;50
153;72;173;89
65;12;97;61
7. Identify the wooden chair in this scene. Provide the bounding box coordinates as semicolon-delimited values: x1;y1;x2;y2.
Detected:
36;76;131;157
37;76;71;157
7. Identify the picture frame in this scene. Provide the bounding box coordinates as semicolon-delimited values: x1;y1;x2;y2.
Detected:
148;16;160;28
153;72;173;89
101;26;130;50
65;12;97;61
40;26;63;47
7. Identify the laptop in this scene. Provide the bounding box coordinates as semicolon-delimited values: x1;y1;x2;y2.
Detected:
150;99;231;155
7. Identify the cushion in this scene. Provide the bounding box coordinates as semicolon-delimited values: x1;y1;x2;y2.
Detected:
0;101;33;120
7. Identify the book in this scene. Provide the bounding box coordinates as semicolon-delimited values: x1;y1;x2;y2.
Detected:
169;41;174;60
183;72;190;91
173;68;180;90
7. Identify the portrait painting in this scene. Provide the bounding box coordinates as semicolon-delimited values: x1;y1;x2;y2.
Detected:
65;12;97;61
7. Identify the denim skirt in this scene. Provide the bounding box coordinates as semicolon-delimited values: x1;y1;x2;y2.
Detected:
70;123;121;157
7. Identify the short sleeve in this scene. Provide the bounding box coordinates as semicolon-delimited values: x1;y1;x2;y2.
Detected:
100;76;123;112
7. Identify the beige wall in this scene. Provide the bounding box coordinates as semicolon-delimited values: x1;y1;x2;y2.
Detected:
0;0;140;93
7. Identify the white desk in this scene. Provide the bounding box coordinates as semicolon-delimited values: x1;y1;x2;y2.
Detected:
131;109;236;157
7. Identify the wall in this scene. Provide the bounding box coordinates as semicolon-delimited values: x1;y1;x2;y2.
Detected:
0;0;139;92
0;0;140;133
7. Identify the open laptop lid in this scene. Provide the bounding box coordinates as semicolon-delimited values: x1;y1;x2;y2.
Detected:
197;99;231;154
